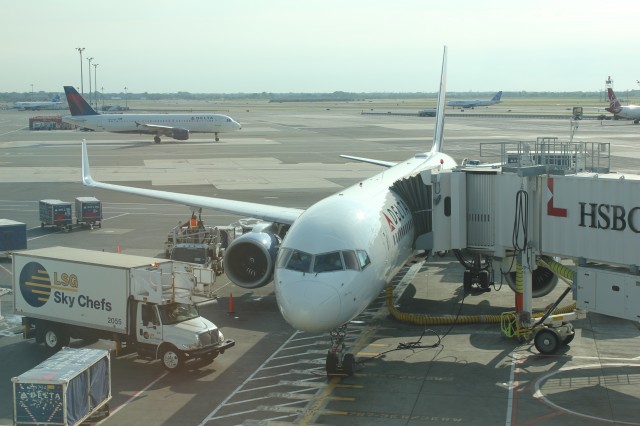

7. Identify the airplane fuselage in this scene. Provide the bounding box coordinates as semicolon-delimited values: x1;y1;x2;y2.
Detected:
274;151;456;332
63;113;240;134
14;101;62;110
611;105;640;121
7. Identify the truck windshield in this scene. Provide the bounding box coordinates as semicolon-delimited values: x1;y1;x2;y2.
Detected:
157;303;199;325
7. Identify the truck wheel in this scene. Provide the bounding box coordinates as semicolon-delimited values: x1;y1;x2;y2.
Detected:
160;346;184;371
43;326;70;352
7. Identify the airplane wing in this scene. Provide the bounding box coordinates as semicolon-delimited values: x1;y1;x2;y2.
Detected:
136;123;187;137
339;155;396;168
81;141;303;224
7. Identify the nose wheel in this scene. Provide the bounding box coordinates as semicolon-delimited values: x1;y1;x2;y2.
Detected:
326;324;356;377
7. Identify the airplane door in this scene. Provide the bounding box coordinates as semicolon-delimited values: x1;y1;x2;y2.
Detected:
96;117;104;130
136;302;163;345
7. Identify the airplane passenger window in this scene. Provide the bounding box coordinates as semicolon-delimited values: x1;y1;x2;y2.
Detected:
356;250;371;269
286;250;312;272
313;252;344;273
342;250;359;270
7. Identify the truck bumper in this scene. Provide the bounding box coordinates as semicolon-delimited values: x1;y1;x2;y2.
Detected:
187;339;235;359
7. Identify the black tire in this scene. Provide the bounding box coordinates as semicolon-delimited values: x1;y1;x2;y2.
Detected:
534;328;560;355
342;353;356;376
154;136;161;143
326;352;338;376
43;325;70;352
160;346;184;371
563;332;575;346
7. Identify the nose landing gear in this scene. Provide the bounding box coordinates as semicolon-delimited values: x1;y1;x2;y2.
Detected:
326;324;356;377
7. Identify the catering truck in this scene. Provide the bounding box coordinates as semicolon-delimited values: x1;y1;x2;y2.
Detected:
13;247;234;371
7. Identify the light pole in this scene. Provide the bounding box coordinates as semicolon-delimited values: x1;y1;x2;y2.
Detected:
86;57;94;105
101;86;104;110
93;63;99;109
76;47;85;96
124;86;128;108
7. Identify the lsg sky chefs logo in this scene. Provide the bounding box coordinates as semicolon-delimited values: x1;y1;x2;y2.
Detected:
19;262;54;308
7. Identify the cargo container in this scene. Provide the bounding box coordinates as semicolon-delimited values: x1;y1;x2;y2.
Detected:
75;197;102;228
39;200;72;231
12;347;111;426
0;219;27;254
13;247;234;371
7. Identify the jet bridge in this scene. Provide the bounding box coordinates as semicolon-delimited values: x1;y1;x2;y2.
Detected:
407;139;639;354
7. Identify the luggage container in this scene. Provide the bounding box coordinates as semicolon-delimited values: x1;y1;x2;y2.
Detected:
75;196;102;229
12;347;111;426
0;219;27;255
39;199;72;231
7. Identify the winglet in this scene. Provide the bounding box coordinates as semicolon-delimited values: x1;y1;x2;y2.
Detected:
430;46;447;154
81;140;96;186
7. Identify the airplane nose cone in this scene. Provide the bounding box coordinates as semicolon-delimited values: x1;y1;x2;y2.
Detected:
276;278;342;332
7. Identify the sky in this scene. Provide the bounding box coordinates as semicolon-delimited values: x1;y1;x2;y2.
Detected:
2;0;638;94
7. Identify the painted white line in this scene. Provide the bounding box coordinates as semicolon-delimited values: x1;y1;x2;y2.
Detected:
505;354;518;426
198;330;300;425
97;371;168;424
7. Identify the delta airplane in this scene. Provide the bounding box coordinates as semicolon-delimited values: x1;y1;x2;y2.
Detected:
63;86;241;143
80;47;464;374
13;94;62;111
605;85;640;124
447;90;502;109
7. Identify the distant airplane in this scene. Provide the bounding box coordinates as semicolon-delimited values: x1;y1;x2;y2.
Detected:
605;85;640;124
13;95;62;111
447;91;502;109
62;86;241;143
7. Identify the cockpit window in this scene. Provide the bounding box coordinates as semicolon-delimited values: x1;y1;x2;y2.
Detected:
356;250;371;269
286;249;312;272
276;248;292;269
313;251;343;273
342;250;359;270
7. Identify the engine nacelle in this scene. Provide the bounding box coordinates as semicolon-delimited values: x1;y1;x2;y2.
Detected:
502;261;558;298
223;228;280;289
171;128;189;141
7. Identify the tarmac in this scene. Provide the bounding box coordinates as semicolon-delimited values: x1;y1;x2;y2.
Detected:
0;103;639;425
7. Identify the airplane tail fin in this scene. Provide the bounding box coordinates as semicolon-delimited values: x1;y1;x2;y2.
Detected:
492;91;502;102
430;46;447;154
606;86;622;112
63;86;99;116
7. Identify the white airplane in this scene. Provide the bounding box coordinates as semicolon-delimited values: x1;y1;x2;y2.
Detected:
63;86;241;143
605;85;640;124
81;47;461;374
447;91;502;109
13;94;62;111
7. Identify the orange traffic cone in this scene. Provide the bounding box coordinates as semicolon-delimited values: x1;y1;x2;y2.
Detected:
228;292;235;314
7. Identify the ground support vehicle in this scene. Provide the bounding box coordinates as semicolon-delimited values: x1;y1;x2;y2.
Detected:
13;247;234;371
0;219;27;255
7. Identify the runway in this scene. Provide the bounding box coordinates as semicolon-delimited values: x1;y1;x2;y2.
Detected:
0;104;639;425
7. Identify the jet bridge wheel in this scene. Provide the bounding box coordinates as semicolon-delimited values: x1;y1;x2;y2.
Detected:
154;135;161;143
534;327;561;355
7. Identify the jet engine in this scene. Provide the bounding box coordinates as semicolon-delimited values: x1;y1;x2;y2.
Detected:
171;128;189;140
223;224;281;289
503;264;558;298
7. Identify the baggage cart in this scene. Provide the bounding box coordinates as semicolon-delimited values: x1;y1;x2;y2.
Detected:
75;196;102;228
39;199;72;231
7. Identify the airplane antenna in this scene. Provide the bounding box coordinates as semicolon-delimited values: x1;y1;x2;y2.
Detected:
430;46;447;154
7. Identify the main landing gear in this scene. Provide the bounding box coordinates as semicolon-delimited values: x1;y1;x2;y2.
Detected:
325;324;356;377
214;133;220;142
154;135;161;143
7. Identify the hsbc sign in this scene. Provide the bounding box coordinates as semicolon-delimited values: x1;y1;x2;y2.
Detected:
578;203;640;233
